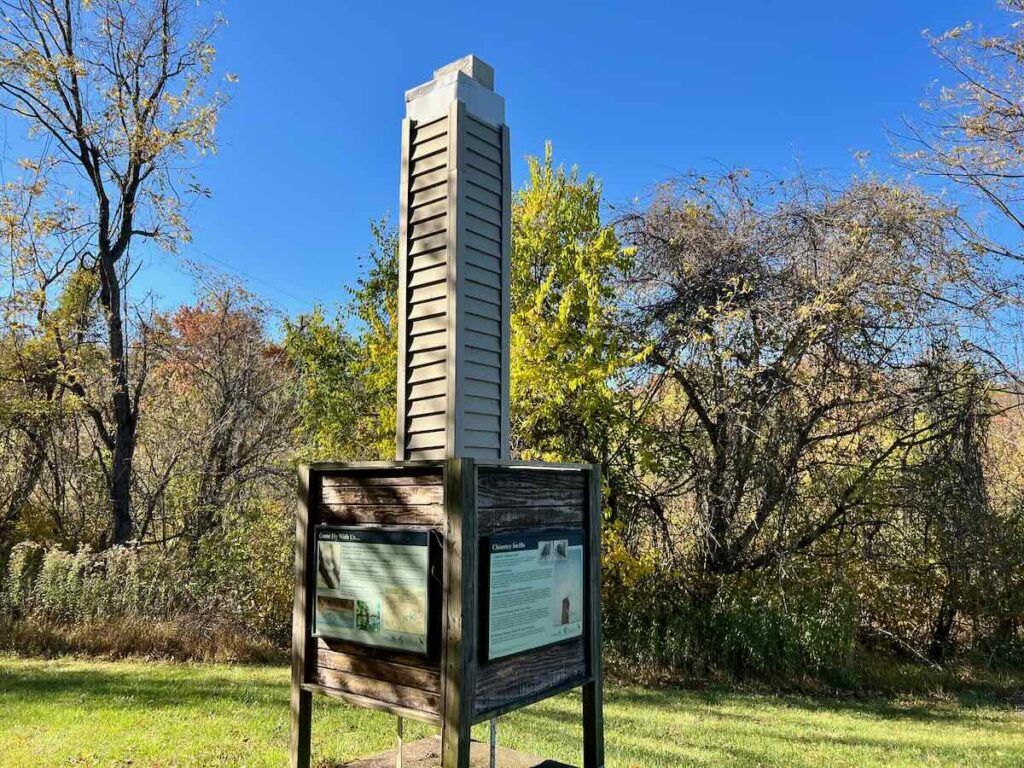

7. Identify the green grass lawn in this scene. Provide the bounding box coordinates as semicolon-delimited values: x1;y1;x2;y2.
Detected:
0;656;1022;767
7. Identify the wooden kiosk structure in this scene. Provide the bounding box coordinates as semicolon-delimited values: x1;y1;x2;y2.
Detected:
291;57;604;768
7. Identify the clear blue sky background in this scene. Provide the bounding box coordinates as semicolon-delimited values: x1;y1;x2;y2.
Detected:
99;0;1005;317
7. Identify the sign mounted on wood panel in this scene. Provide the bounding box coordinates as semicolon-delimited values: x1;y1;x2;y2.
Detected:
314;526;432;654
483;529;585;660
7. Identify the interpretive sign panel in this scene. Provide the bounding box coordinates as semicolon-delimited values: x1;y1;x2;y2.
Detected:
484;529;585;660
314;526;431;654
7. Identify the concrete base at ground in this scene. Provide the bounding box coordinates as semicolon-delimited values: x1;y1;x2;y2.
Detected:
341;736;575;767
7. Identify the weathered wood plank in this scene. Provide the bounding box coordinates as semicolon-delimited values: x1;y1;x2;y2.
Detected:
319;503;444;526
477;506;584;536
315;667;440;714
477;467;586;509
317;648;441;693
474;639;586;717
320;482;442;506
320;471;442;488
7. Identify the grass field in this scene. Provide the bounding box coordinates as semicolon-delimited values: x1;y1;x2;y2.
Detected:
1;656;1022;767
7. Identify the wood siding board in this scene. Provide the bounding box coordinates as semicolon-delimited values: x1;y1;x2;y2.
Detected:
463;429;501;449
413;117;448;143
406;430;446;451
464;346;500;367
408;297;447;320
463;412;500;432
463;134;502;163
409;246;447;269
465;151;501;179
464;330;500;352
410;134;448;160
464;263;501;289
464;360;500;383
410;155;448;179
409;184;448;209
409;198;449;223
408;413;447;434
465;214;501;242
408;360;447;384
410;315;448;338
395;117;413;460
409;282;447;305
409;378;447;400
409;264;448;288
463;198;501;226
410;232;448;256
464;280;501;305
409;348;447;369
407;395;447;417
463;167;501;195
463;231;501;257
464;246;501;271
444;100;463;459
410;167;449;192
466;115;500;143
407;447;447;461
465;181;501;208
464;314;501;339
464;395;500;416
499;124;512;461
409;216;447;240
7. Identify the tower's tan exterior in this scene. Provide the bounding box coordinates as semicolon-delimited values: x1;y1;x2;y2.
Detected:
395;56;511;461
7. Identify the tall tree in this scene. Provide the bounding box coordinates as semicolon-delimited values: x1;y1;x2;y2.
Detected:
902;1;1024;266
0;0;227;543
620;172;1003;593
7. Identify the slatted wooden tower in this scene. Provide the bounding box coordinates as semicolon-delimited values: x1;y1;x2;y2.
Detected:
292;56;604;768
396;55;511;462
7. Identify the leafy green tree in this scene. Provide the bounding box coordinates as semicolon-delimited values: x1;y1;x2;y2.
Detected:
285;221;397;461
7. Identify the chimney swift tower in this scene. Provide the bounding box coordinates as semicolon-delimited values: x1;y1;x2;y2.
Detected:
395;55;511;461
292;56;603;768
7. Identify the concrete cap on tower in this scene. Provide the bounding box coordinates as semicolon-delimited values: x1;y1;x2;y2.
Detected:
405;54;504;127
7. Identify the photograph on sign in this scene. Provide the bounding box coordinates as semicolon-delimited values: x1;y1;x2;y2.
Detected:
314;526;430;654
485;529;585;660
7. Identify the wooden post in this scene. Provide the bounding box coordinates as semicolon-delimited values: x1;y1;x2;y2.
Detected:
290;465;314;768
582;465;605;768
441;458;478;768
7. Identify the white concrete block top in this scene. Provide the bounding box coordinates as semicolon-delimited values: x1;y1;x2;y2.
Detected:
406;54;504;127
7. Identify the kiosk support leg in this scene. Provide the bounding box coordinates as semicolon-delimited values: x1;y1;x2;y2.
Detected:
582;465;605;768
489;719;498;768
291;466;314;768
396;717;404;768
441;458;478;768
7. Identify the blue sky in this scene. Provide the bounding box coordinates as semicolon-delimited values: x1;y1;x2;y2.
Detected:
40;0;1006;317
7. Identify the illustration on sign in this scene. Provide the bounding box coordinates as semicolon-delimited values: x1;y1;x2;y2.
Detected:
314;526;430;654
485;529;585;660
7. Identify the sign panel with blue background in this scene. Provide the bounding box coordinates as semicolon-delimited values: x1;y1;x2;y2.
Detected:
484;529;585;660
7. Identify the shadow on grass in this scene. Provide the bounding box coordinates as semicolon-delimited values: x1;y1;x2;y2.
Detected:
0;663;286;712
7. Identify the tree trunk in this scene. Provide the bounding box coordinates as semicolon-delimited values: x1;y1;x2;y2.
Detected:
100;255;136;545
928;584;958;662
